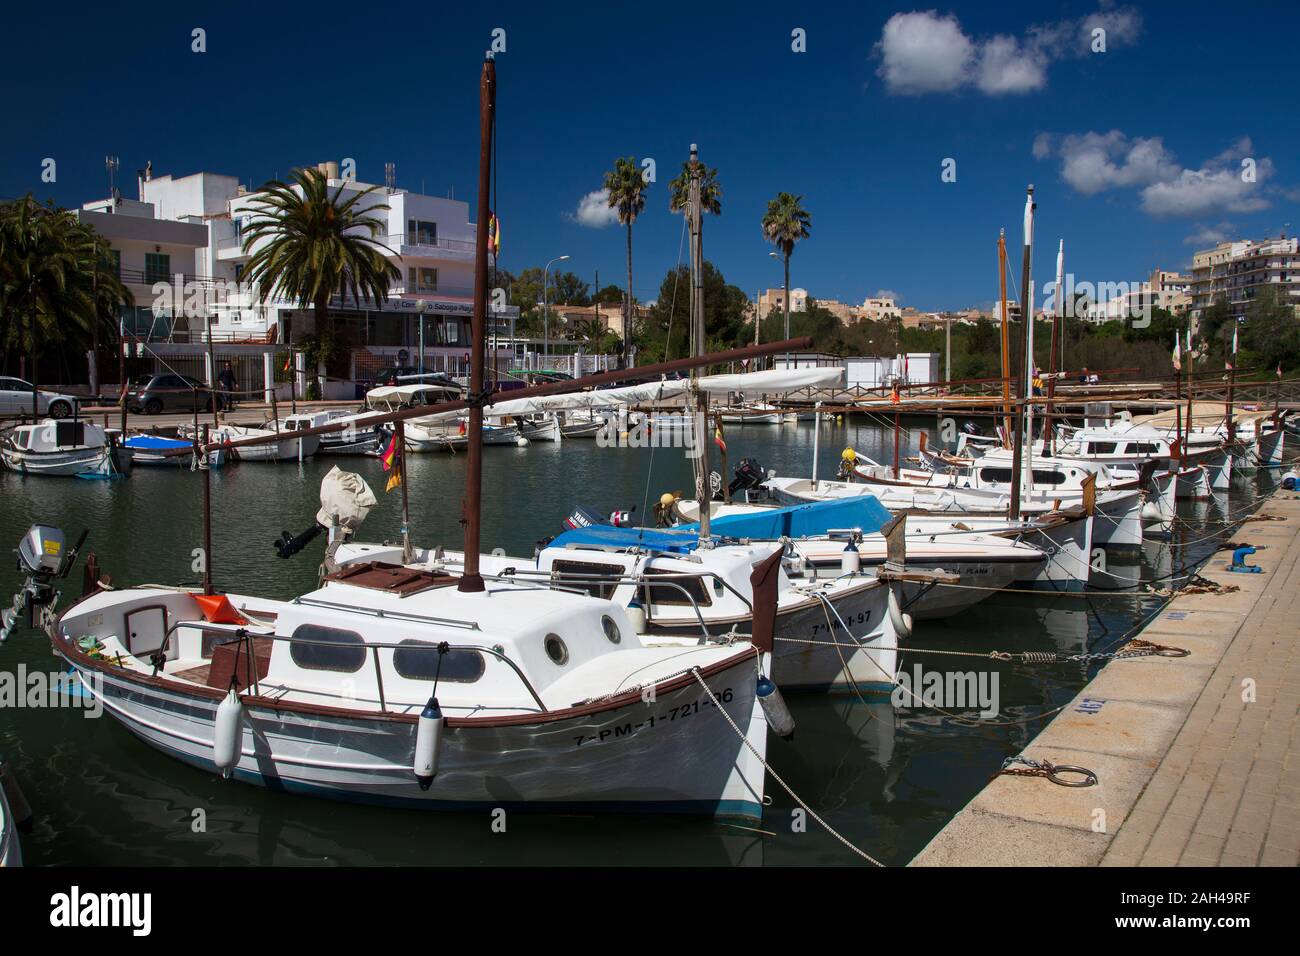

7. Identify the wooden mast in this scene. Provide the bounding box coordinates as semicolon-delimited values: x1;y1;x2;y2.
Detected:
1225;322;1237;443
459;55;495;594
1044;239;1064;457
998;230;1011;448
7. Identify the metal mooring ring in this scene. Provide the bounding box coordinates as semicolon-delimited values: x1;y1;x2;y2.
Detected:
1155;646;1190;658
1046;763;1098;787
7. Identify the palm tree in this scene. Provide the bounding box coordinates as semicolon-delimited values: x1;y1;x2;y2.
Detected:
0;196;128;404
603;157;649;345
239;167;400;348
760;192;811;352
668;159;722;216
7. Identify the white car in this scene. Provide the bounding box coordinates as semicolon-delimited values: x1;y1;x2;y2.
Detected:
0;377;79;418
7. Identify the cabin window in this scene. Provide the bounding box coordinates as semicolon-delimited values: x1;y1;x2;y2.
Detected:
641;568;713;607
544;634;569;665
393;640;484;683
1086;442;1118;454
601;615;621;644
551;560;622;599
289;624;366;673
54;421;85;445
979;467;1068;486
1126;442;1159;455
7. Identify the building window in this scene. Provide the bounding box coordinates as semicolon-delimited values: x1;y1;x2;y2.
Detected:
289;624;366;673
407;219;438;245
145;252;170;284
407;267;438;293
110;249;121;276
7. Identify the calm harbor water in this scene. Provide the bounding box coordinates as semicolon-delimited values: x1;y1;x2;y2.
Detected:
0;419;1272;866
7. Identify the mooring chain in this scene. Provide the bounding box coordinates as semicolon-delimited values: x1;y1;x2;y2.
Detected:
774;634;1189;663
997;755;1098;788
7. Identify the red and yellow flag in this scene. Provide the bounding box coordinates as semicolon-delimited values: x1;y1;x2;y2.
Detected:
380;433;398;471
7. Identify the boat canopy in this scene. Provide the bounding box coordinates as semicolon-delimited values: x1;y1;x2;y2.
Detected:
122;434;192;450
550;525;701;554
681;496;893;539
697;366;843;396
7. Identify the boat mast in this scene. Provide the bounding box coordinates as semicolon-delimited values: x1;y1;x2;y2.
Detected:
1185;327;1195;454
1009;185;1035;520
1044;239;1064;457
998;230;1011;448
459;55;496;594
1174;332;1185;469
1225;321;1237;443
689;144;711;539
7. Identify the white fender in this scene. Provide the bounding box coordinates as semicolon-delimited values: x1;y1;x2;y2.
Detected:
887;588;913;639
213;688;243;778
840;539;861;576
626;598;647;635
415;696;445;790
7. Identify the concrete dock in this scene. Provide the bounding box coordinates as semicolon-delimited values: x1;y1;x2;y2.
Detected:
912;486;1300;866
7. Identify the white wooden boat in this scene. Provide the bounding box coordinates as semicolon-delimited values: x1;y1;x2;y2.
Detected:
515;413;562;443
181;423;320;462
336;529;905;695
1;420;130;478
32;543;771;821
278;410;385;456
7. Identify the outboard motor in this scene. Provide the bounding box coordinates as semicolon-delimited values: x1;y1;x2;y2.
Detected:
563;504;607;531
2;526;88;642
274;467;378;569
729;458;767;497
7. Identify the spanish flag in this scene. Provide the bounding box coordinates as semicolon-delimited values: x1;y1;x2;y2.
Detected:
487;211;501;256
714;425;726;453
386;470;402;493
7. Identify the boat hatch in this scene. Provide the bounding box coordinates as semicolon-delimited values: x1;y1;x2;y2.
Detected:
56;421;87;446
322;561;458;596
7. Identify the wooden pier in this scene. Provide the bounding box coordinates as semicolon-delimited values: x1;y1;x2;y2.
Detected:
912;484;1300;867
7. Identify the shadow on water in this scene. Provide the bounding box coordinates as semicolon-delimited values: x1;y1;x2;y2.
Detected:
0;420;1280;865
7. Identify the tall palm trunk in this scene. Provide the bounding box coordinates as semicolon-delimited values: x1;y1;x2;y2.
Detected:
625;220;633;348
783;252;791;367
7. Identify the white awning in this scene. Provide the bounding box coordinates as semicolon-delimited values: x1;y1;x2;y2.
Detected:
697;366;843;395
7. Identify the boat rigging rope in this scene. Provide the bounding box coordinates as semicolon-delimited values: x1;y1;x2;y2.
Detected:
689;667;884;867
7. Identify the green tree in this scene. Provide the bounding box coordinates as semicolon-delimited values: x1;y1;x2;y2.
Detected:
239;167;400;348
760;192;811;348
667;158;722;215
639;261;749;364
603;157;649;341
0;195;131;390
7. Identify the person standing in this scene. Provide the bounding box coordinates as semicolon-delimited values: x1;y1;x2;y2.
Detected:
217;361;238;411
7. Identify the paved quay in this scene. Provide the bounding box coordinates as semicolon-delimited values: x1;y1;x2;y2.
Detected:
912;486;1300;866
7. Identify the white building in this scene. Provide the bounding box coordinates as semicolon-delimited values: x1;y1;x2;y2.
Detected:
85;160;516;370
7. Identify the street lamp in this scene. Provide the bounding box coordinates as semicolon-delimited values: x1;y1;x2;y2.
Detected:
543;254;570;361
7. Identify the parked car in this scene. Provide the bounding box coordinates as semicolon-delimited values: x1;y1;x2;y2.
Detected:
126;374;216;415
0;377;79;418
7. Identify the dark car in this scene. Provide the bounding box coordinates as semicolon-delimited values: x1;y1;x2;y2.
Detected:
127;374;216;415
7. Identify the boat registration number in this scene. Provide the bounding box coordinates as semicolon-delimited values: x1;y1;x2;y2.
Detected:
571;687;735;748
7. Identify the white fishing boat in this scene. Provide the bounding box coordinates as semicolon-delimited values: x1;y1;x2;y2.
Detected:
278;409;385;456
559;409;607;439
181;422;320;462
24;525;771;821
514;413;562;443
720;402;794;425
334;527;906;695
0;419;130;478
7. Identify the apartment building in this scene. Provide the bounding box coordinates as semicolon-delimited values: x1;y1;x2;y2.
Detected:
758;286;807;316
1190;236;1300;321
84;160;517;352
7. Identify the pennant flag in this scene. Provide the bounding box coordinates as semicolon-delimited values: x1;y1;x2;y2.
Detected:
890;382;900;404
282;352;292;372
714;426;727;454
487;211;501;256
1172;336;1182;372
385;470;402;493
380;433;398;472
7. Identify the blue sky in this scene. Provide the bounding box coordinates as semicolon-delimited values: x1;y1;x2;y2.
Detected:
3;1;1296;311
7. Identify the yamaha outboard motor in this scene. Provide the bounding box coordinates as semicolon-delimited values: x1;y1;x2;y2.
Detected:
3;526;88;642
729;458;767;497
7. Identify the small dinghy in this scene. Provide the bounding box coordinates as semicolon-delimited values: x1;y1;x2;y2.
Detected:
123;433;225;468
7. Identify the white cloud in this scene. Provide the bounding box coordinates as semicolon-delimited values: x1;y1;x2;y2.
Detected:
569;189;619;228
1183;222;1236;246
1052;130;1180;194
875;6;1141;97
1034;130;1276;219
875;289;902;302
975;35;1047;95
875;11;972;95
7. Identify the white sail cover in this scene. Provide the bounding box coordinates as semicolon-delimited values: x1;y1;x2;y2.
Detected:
317;467;378;530
698;366;843;395
419;379;691;422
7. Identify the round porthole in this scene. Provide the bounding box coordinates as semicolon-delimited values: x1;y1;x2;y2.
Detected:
545;634;569;665
601;615;621;644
